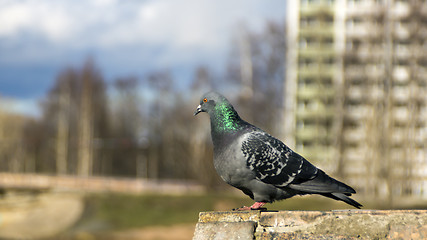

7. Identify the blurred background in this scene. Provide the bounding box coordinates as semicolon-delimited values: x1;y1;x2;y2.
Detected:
0;0;426;239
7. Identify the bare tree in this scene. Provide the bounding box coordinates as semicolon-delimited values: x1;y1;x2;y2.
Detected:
55;70;73;175
228;21;286;133
77;60;97;177
23;58;109;175
110;77;144;177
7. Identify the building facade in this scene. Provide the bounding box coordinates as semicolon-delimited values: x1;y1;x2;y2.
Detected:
285;0;427;200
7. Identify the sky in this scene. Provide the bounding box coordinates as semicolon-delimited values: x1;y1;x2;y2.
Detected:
0;0;285;117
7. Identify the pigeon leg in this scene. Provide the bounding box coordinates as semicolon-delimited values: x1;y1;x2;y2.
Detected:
233;202;266;211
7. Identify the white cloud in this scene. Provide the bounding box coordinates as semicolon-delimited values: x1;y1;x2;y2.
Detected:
0;1;73;42
0;0;285;78
0;0;284;49
136;0;221;48
0;0;284;116
0;2;32;36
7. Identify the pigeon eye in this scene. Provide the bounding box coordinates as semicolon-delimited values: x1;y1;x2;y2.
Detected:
203;98;208;103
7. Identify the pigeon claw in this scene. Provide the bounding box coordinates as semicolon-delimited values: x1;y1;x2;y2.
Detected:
233;202;267;211
233;206;252;211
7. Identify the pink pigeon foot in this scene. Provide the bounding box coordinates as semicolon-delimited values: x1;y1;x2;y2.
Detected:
233;202;266;211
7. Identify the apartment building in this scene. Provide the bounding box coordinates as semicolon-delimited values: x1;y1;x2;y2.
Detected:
285;0;427;199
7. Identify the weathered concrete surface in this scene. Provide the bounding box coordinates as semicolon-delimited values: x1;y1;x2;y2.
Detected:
194;222;256;240
198;211;261;223
193;210;427;240
193;211;260;240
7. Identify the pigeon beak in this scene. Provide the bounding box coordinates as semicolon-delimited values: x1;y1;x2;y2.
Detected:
194;105;202;116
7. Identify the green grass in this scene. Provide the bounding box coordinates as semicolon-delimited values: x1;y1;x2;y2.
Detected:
86;194;215;228
79;192;357;231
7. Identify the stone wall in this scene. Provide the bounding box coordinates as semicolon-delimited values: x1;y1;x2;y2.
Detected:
193;210;427;239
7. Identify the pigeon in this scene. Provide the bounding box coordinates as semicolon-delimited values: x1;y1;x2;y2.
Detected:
194;91;362;210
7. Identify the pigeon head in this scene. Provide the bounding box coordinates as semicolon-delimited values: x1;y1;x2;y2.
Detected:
194;91;228;116
194;91;244;134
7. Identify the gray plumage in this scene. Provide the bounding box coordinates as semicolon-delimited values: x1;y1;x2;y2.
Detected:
194;91;362;209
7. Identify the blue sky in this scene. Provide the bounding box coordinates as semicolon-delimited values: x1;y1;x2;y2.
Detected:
0;0;285;116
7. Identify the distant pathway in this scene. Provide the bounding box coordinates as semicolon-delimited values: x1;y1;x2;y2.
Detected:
0;173;204;194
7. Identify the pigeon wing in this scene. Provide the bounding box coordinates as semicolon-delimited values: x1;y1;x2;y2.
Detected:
242;132;318;187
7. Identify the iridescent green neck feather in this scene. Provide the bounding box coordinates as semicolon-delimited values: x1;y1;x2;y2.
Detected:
210;102;243;134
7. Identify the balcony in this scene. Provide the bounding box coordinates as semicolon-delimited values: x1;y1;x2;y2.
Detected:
392;86;410;103
393;106;410;124
346;1;383;18
299;26;334;38
344;127;366;143
345;105;371;121
298;65;335;79
295;145;336;166
391;1;411;19
300;4;334;17
297;86;335;101
345;23;382;40
295;125;333;142
343;147;368;163
299;47;336;59
346;85;365;101
296;107;335;120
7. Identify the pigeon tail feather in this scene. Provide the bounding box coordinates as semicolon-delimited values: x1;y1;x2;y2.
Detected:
322;193;363;209
288;169;355;194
